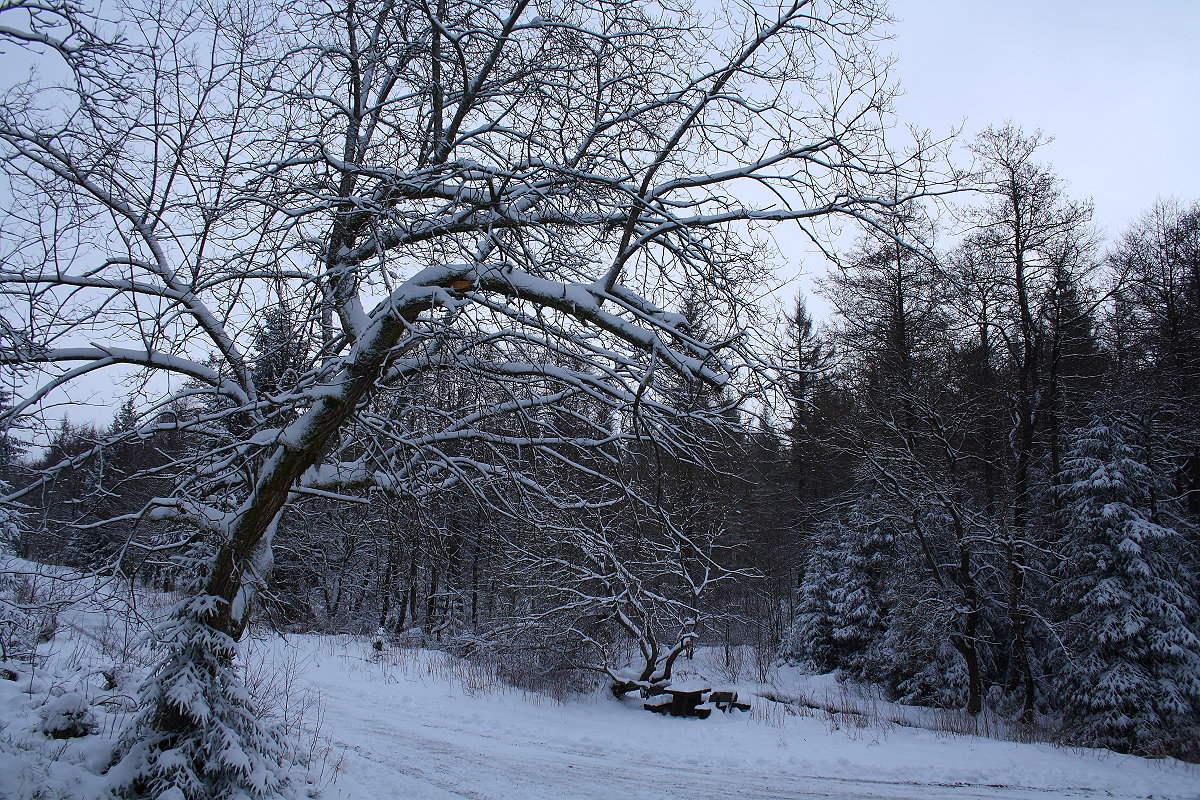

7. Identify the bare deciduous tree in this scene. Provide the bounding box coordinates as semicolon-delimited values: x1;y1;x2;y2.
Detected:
1;0;939;794
958;125;1094;721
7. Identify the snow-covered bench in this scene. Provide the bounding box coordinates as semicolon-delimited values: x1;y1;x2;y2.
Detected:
709;689;751;713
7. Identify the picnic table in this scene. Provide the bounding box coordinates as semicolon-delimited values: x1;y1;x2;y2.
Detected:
664;681;711;718
642;682;750;719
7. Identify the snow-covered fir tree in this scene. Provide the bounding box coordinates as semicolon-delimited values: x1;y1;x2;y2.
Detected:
782;501;900;683
0;479;35;664
780;520;842;672
1054;417;1200;758
828;499;897;684
249;305;311;400
110;550;293;800
882;555;972;710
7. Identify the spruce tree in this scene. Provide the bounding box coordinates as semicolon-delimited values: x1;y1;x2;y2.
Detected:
1054;417;1200;758
829;499;896;683
111;570;292;799
0;478;35;664
780;520;842;672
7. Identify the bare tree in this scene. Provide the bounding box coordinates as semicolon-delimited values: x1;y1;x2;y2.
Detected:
958;124;1095;721
1106;200;1200;520
497;498;735;697
0;0;107;71
1;0;940;794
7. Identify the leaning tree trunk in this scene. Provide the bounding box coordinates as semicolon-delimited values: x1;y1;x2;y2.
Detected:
114;280;460;799
204;319;415;645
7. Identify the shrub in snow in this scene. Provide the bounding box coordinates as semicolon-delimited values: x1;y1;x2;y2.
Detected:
0;573;36;662
39;691;98;739
0;483;17;547
395;626;425;647
109;592;292;800
1053;417;1200;759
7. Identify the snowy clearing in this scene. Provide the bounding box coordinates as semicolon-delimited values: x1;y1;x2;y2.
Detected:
289;638;1200;800
0;574;1197;800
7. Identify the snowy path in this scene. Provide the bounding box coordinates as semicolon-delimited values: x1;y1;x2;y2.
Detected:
286;639;1200;800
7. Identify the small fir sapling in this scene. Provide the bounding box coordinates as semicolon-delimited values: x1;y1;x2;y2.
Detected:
109;588;292;800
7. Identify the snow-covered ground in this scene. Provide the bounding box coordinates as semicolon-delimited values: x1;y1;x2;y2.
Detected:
293;638;1200;800
1;572;1198;800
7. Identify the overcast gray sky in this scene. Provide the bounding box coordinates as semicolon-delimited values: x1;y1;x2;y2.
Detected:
884;0;1200;239
777;0;1200;309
